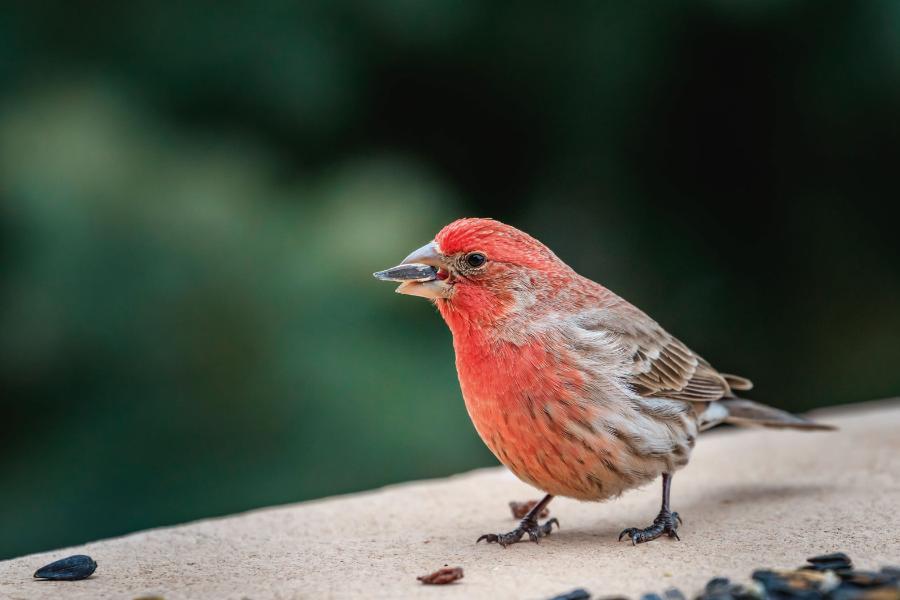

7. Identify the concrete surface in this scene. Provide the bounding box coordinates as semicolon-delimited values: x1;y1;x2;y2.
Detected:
1;401;899;600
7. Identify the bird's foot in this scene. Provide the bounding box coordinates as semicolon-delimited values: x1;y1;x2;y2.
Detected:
477;517;560;547
618;510;682;545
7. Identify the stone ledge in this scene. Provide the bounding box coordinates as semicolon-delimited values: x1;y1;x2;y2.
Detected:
1;400;898;600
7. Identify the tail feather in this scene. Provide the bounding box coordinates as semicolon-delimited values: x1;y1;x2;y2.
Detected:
719;398;836;431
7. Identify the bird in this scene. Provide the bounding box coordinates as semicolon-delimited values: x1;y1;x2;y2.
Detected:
373;218;833;547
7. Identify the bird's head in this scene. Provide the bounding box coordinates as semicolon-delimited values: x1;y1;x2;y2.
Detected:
374;218;573;325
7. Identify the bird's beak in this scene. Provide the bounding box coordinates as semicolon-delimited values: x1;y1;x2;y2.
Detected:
373;241;452;299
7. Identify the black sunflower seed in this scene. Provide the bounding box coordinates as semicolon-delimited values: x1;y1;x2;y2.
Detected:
804;561;854;575
807;552;853;570
33;554;97;581
373;264;438;282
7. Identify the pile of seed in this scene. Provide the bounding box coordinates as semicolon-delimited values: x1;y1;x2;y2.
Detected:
544;553;900;600
743;553;900;600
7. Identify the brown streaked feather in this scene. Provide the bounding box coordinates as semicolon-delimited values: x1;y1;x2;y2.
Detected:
616;316;736;404
577;293;753;405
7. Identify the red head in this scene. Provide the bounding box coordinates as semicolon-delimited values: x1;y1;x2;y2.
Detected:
375;218;579;330
434;218;562;271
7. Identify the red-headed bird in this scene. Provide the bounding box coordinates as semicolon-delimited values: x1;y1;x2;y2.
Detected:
374;218;832;546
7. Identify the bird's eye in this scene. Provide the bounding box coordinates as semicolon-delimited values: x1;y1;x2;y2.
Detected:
465;252;487;268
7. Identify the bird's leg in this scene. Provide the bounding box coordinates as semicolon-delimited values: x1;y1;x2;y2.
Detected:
618;472;682;545
477;494;559;547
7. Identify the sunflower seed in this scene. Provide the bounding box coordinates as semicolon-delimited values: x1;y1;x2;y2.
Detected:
33;555;97;581
373;264;437;282
806;552;854;572
808;552;852;565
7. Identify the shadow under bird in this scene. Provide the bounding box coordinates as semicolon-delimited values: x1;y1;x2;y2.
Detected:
374;218;833;546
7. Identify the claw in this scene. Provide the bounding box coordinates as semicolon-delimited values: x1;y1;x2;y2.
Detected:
476;531;517;547
477;517;559;547
618;510;681;545
617;527;641;545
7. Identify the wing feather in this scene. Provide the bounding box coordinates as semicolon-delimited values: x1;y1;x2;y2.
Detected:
573;295;753;404
599;303;747;403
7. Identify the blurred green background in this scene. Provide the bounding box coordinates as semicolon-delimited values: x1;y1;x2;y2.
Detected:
2;0;899;560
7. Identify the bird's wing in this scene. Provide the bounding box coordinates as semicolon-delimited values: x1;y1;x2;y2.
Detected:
624;330;730;402
598;301;748;403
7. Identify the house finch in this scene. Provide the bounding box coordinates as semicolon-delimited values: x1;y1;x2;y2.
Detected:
374;218;833;546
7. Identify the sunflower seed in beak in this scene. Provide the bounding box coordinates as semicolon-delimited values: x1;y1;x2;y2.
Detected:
373;263;438;282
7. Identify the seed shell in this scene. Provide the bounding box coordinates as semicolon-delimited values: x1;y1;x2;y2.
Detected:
33;554;97;581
